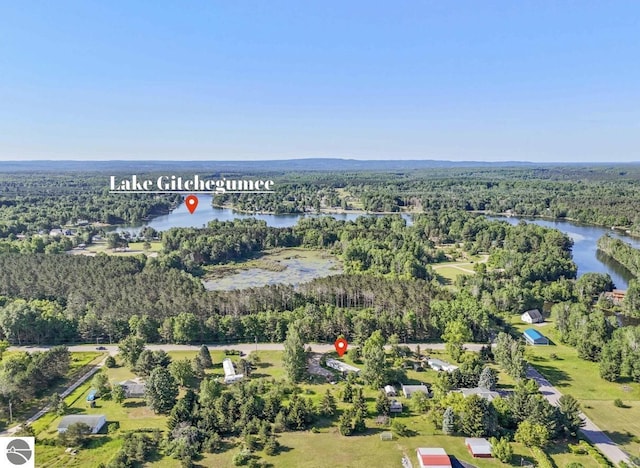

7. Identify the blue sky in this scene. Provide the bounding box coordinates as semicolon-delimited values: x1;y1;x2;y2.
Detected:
0;1;638;162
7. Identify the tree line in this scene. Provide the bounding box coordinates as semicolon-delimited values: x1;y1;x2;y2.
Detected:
597;235;640;278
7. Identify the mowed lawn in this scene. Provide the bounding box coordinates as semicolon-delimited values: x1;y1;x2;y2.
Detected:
33;347;603;467
511;318;640;455
1;351;104;429
512;320;640;400
157;349;597;468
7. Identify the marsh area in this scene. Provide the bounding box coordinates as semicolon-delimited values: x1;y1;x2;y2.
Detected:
202;248;342;291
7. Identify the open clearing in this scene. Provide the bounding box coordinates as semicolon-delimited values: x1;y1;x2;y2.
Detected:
68;240;162;257
512;318;640;456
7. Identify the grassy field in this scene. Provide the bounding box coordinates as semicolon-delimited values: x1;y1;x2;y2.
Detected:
72;240;162;256
31;346;601;467
511;317;640;457
0;351;104;430
431;254;488;285
433;266;470;284
160;349;595;468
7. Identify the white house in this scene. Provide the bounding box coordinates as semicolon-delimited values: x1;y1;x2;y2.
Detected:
325;358;361;374
402;384;430;398
222;358;244;383
58;414;106;434
521;309;543;324
427;358;458;373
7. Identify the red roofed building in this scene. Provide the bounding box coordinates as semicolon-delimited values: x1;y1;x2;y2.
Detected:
416;448;452;468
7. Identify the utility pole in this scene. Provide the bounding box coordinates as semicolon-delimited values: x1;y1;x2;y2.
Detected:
9;400;12;423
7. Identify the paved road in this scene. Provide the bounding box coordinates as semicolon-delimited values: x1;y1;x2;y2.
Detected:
527;366;630;466
8;342;492;355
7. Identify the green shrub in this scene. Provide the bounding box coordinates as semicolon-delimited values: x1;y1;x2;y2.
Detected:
614;399;624;408
391;420;409;437
104;356;116;368
232;449;252;466
530;447;554;468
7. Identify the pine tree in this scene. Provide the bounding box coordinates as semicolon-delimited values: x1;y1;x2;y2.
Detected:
145;367;179;414
442;407;455;435
375;391;390;415
342;381;353;403
353;388;367;416
264;435;279;456
352;408;366;433
338;409;354;436
282;321;307;383
478;366;498;390
320;389;337;417
197;344;213;368
558;394;585;436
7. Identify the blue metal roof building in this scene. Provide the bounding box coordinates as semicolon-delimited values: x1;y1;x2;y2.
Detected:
523;328;550;345
86;389;98;401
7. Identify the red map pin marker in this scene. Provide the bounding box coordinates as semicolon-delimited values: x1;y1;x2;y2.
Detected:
334;338;348;357
185;195;198;214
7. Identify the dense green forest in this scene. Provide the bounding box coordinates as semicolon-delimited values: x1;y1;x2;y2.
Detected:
2;165;640;238
0;212;576;345
216;165;640;232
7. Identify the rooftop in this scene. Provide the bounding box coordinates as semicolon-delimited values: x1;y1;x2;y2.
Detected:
523;328;546;340
58;414;105;430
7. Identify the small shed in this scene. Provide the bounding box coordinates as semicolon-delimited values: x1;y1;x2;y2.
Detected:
465;438;492;458
521;309;543;324
523;328;550;345
384;385;397;396
416;448;452;468
390;400;403;413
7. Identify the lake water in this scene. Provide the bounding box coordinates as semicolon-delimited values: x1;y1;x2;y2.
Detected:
489;216;640;289
112;194;412;232
111;196;638;289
